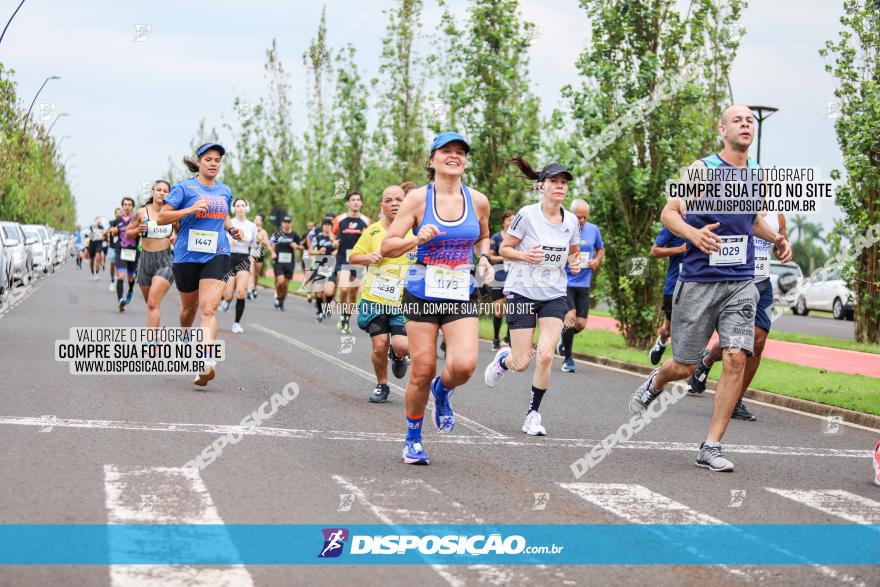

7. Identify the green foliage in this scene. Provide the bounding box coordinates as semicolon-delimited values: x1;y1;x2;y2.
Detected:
563;0;745;348
0;65;76;229
820;0;880;343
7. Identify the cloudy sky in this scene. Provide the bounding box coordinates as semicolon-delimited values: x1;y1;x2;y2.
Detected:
2;0;846;230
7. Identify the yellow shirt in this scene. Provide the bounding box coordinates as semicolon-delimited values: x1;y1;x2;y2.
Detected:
351;221;415;306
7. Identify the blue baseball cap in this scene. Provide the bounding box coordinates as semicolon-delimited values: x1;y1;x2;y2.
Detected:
197;143;226;157
431;132;470;153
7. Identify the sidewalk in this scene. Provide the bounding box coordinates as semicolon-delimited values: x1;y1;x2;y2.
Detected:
585;315;880;378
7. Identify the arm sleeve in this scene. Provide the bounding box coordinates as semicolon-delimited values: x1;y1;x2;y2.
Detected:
569;218;580;246
507;211;526;239
350;230;371;256
594;227;604;249
165;183;184;210
654;227;671;247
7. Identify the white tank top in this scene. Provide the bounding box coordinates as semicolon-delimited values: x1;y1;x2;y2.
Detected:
230;218;257;255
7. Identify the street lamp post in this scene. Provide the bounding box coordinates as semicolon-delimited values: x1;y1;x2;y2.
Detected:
0;0;27;47
22;75;60;137
747;105;778;165
47;112;68;134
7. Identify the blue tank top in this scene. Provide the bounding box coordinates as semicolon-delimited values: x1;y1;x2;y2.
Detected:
405;183;480;300
679;153;758;283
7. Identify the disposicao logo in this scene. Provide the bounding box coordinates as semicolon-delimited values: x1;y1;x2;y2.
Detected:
318;528;349;558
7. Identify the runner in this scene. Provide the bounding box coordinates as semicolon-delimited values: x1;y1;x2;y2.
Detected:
73;225;85;269
557;198;604;372
332;193;371;334
109;198;140;311
627;104;791;472
349;185;415;403
268;215;302;312
382;131;492;465
483;158;581;436
685;211;788;421
648;226;687;365
156;143;243;387
87;215;107;281
126;180;176;327
308;218;337;321
300;220;316;303
488;210;514;350
220;198;258;333
106;207;123;291
248;214;270;300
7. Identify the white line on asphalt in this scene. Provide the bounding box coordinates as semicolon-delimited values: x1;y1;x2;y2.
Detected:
332;475;568;587
0;415;870;459
765;488;880;525
0;276;48;320
558;346;880;435
103;464;254;587
560;482;865;586
250;322;507;439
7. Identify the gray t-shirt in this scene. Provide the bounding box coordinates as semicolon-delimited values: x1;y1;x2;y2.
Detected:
504;202;580;301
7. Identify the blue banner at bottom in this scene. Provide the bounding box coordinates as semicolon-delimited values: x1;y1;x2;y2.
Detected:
0;524;877;565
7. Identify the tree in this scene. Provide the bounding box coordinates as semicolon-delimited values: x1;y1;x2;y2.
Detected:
330;44;368;198
563;0;744;348
437;0;541;222
299;7;335;223
373;0;426;183
820;0;880;342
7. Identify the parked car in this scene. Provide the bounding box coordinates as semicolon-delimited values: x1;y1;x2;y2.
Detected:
769;261;804;301
0;221;34;286
793;270;855;320
22;225;52;274
0;242;13;308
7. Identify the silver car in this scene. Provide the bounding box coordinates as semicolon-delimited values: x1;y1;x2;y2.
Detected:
0;242;13;307
0;221;34;286
22;225;53;274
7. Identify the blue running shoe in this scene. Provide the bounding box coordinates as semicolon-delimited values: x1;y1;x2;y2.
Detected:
431;376;455;433
561;357;576;372
125;290;133;306
402;439;429;465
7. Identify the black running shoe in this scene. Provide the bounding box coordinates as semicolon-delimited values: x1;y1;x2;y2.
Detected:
649;336;667;366
389;348;408;379
687;350;711;394
368;384;391;403
731;400;756;421
492;338;500;350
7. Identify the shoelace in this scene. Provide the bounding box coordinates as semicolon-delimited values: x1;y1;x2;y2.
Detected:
705;444;724;460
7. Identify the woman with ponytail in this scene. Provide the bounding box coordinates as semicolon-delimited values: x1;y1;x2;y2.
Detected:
157;143;242;387
482;157;581;437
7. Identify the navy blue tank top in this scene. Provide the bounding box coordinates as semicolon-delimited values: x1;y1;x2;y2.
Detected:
679;153;758;283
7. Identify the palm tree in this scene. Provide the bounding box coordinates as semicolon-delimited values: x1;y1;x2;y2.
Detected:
789;214;824;244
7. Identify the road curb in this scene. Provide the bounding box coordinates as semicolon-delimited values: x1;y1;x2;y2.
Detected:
567;351;880;430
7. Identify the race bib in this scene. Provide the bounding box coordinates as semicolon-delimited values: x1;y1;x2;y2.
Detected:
346;249;352;262
579;250;592;267
188;229;218;254
370;273;402;303
425;266;469;301
754;252;770;278
709;235;747;266
145;221;172;239
120;248;137;262
541;245;567;268
278;252;293;264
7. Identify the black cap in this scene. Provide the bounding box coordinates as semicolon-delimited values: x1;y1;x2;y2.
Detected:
538;162;573;182
282;215;291;222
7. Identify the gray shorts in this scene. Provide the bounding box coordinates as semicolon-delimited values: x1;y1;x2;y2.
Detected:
137;249;174;287
671;280;759;364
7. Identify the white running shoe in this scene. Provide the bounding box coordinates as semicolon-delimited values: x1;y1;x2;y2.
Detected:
231;322;244;334
484;348;510;388
193;361;216;387
108;282;115;292
522;410;546;436
220;299;230;313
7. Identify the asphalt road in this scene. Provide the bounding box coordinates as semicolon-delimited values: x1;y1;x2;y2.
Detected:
0;261;877;586
771;312;856;340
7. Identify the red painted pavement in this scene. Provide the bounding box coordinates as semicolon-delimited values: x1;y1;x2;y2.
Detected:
585;315;880;379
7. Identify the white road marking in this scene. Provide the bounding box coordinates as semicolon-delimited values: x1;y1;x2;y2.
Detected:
333;475;559;587
103;465;254;586
765;488;880;525
0;277;48;320
250;322;506;438
560;482;865;586
1;415;870;459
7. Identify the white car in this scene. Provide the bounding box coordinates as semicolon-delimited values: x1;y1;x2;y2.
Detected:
22;225;54;274
769;261;803;301
792;270;855;320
